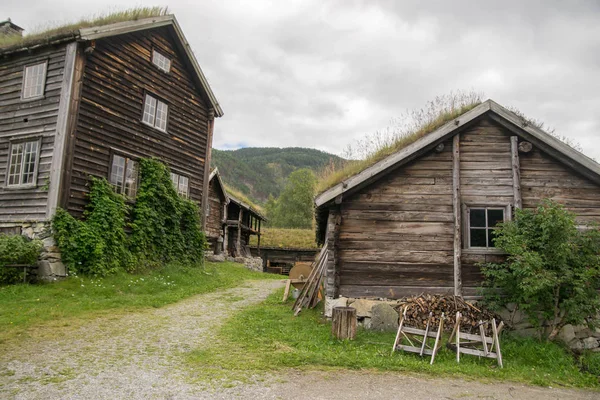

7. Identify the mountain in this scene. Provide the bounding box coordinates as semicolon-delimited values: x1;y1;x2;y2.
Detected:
211;147;343;203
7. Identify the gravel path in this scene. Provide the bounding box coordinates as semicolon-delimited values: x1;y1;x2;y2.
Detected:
1;279;598;400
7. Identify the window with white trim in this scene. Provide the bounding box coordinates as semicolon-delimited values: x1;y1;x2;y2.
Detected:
142;94;168;131
152;50;171;73
110;154;138;198
22;62;47;99
170;172;189;198
7;139;39;187
467;207;506;248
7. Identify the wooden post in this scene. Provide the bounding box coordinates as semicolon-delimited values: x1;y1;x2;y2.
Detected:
257;219;261;256
331;307;357;340
452;134;462;297
223;203;228;254
237;209;242;256
510;136;522;209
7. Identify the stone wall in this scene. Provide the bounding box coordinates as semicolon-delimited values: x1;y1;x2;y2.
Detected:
9;222;66;280
205;251;264;272
325;296;600;351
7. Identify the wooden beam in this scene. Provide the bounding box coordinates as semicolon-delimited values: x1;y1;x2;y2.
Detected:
510;136;522;209
201;108;215;233
452;134;462;297
237;208;242;256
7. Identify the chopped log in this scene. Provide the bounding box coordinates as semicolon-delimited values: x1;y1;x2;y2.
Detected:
332;307;357;340
518;141;533;153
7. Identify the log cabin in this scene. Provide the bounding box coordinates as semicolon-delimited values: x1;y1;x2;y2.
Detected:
225;192;266;258
315;100;600;300
0;13;223;277
206;168;228;253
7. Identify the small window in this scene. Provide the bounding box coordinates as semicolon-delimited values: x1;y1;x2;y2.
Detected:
7;139;39;187
468;207;505;248
142;94;168;131
152;50;171;73
110;154;138;197
170;172;189;198
22;62;47;99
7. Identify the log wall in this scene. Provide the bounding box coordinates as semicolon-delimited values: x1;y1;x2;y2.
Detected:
206;177;225;240
0;44;67;222
65;27;211;216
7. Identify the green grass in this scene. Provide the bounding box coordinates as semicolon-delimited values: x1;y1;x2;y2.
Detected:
249;228;318;249
225;184;265;216
0;7;168;49
0;261;281;344
186;290;600;389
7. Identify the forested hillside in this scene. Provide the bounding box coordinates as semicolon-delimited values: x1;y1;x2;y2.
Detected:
211;147;343;203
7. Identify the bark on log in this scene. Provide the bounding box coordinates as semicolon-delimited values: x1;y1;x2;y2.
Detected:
332;307;357;340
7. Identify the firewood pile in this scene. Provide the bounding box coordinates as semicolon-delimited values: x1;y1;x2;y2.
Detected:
393;294;500;335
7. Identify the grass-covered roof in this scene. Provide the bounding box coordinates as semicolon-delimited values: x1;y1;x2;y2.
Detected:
0;7;169;52
224;184;265;219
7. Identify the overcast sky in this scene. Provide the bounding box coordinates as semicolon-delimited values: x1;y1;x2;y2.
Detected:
5;1;600;159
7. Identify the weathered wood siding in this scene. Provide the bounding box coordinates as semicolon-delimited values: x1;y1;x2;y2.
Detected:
0;45;67;222
206;177;225;239
337;138;455;299
65;27;211;216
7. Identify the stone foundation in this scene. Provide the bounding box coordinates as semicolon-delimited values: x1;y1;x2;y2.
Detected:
205;251;263;272
5;222;66;280
325;296;600;350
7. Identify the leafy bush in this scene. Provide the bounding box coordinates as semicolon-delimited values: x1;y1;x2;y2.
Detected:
481;200;600;340
53;159;208;276
0;235;42;284
53;177;132;276
130;158;206;264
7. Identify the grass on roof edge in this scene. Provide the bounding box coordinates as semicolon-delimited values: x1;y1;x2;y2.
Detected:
0;7;169;50
315;101;482;195
225;184;264;214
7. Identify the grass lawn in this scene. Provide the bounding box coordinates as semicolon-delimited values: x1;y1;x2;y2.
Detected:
0;261;281;344
187;290;600;389
249;228;318;249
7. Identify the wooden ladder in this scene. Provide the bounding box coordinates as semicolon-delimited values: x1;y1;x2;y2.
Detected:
447;312;504;368
391;306;445;365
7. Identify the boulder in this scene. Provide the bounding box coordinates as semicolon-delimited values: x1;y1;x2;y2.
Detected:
349;299;380;318
559;324;576;344
370;303;399;332
206;254;226;263
324;297;348;318
582;337;599;350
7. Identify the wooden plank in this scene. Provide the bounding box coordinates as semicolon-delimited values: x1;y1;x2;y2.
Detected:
510;136;522;209
396;345;434;356
452;133;462;296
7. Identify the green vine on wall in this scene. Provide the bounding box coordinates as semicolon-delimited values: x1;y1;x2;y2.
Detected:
53;158;207;276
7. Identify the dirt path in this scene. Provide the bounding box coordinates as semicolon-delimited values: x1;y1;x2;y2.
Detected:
1;279;597;400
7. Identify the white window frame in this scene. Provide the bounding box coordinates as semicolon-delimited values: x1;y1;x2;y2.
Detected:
170;172;190;198
6;138;41;188
141;93;168;132
21;62;48;100
464;205;511;251
109;154;139;198
152;50;171;73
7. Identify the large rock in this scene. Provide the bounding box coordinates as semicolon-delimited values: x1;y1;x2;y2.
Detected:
349;299;380;318
324;297;348;318
559;324;576;344
206;253;225;263
370;303;399;332
582;337;599;350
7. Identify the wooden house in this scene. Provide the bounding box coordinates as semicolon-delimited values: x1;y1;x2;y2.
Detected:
0;13;222;276
315;100;600;300
206;168;228;252
225;193;266;258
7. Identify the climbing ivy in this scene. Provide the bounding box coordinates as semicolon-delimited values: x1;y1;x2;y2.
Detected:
0;234;42;284
53;158;207;276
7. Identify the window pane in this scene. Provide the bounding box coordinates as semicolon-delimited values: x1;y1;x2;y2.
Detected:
470;208;486;228
142;94;157;125
155;100;168;131
488;229;498;248
8;143;24;185
110;155;126;193
152;50;171;73
470;228;487;247
487;209;505;227
179;176;189;198
23;63;46;99
170;173;179;189
21;141;38;184
124;160;138;198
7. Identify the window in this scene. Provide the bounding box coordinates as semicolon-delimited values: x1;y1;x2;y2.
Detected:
152;50;171;73
110;154;138;197
22;62;47;99
142;94;168;131
170;172;189;198
468;207;505;248
7;139;39;187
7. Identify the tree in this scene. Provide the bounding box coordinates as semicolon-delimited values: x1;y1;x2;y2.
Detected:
264;194;278;226
270;169;316;229
481;200;600;340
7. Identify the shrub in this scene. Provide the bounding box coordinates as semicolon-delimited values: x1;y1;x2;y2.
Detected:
481;200;600;340
0;234;42;284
